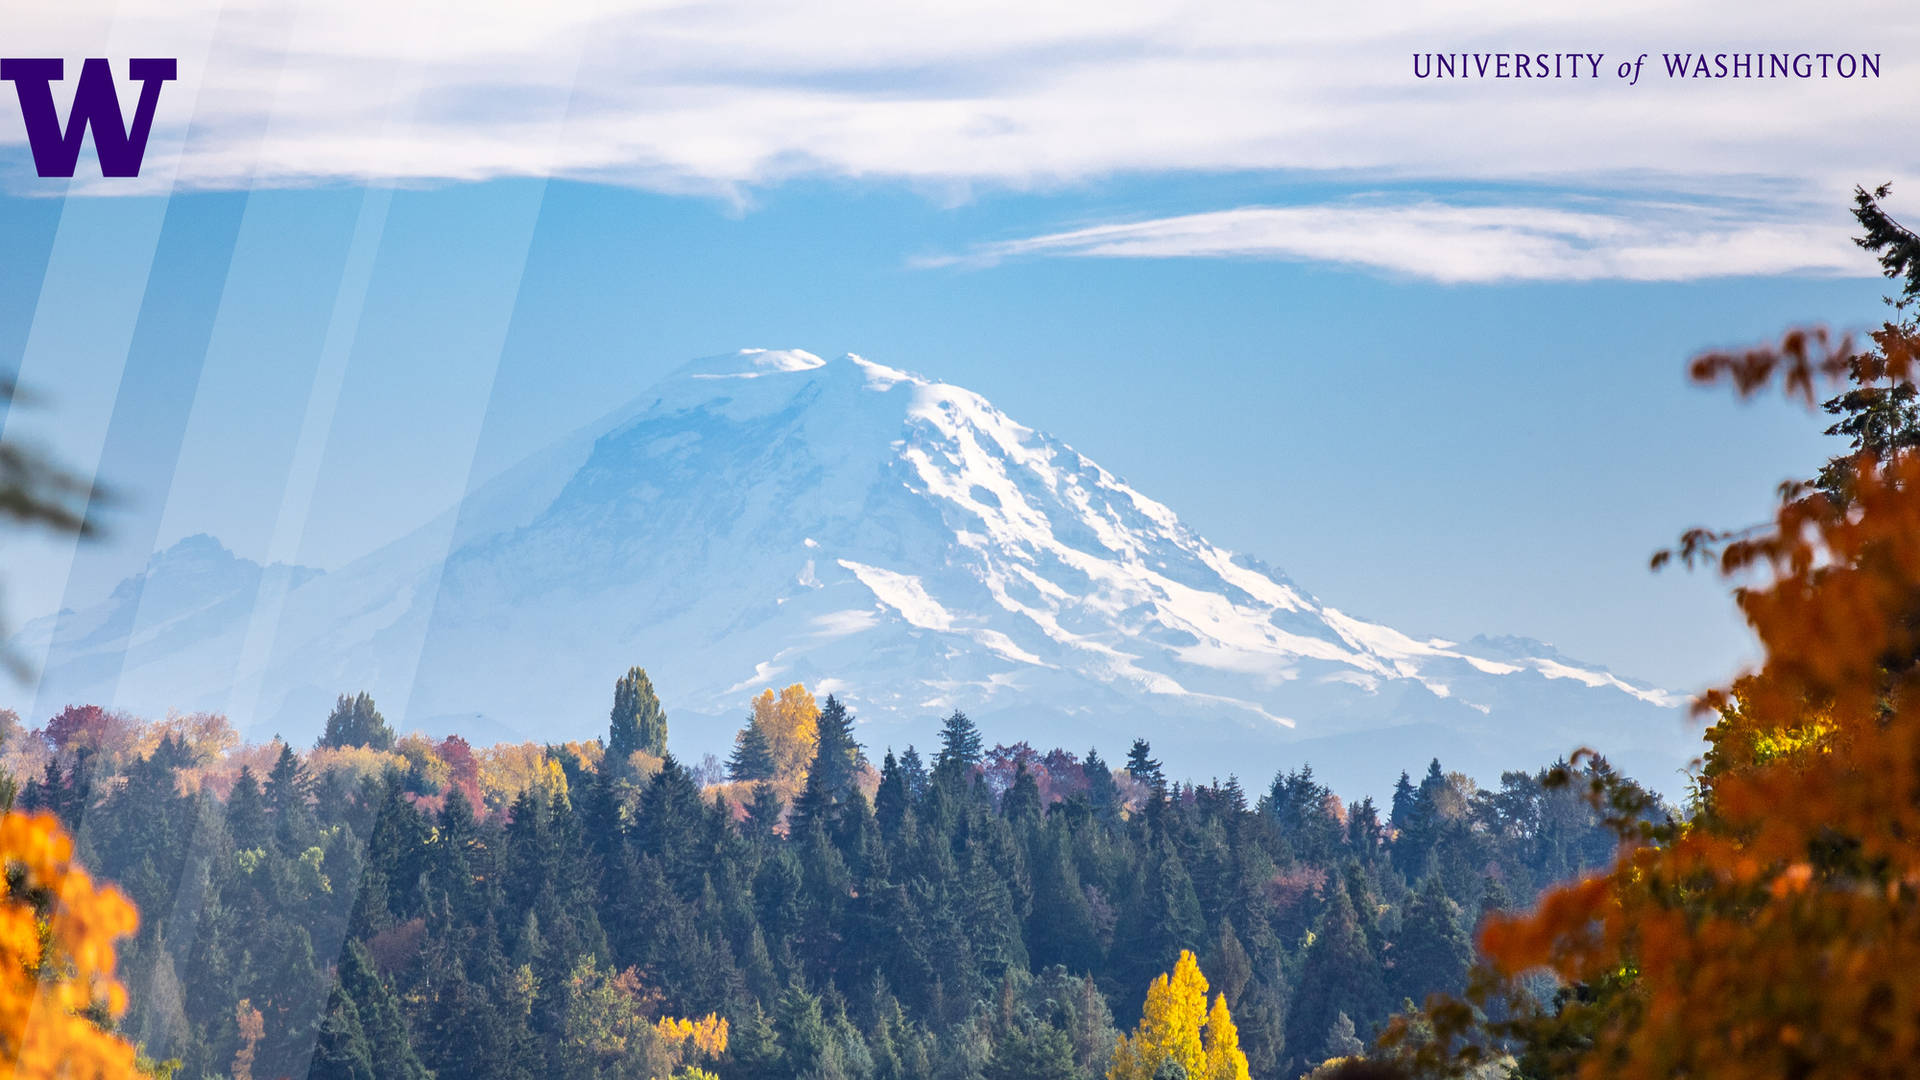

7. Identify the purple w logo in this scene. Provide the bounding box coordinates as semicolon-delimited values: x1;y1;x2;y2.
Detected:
1;58;177;178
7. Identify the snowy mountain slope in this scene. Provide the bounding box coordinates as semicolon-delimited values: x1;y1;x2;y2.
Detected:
8;349;1699;796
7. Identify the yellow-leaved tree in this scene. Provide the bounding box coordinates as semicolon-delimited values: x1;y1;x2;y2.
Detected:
0;810;143;1078
750;683;819;782
1109;950;1250;1080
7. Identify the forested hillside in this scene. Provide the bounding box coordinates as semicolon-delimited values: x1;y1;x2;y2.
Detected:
0;674;1654;1080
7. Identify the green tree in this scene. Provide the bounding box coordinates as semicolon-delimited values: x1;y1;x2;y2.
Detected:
727;721;775;782
1288;887;1386;1066
985;1022;1079;1080
609;666;668;759
1390;872;1473;1007
935;710;984;778
1125;739;1164;790
319;692;394;752
805;694;864;804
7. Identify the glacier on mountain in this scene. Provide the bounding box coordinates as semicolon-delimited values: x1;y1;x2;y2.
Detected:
7;349;1699;797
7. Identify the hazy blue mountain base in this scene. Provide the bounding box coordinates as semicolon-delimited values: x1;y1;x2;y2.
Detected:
10;350;1698;798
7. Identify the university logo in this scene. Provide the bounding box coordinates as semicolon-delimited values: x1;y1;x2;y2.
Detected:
1;58;176;178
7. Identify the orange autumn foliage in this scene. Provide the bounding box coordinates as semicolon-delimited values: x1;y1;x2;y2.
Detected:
0;810;142;1078
1395;319;1920;1079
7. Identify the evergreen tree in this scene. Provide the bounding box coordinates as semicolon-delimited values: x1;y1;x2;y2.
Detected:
728;720;776;782
1126;739;1164;789
1806;186;1920;503
1287;887;1386;1066
745;781;785;846
265;742;318;852
874;750;910;837
1116;841;1204;996
1388;771;1417;833
1390;872;1473;1007
1324;1012;1366;1059
1203;919;1253;1008
336;940;430;1080
1029;820;1101;974
608;666;668;759
307;982;374;1080
1084;747;1121;818
319;692;394;752
934;710;984;777
1855;182;1920;300
1002;761;1043;827
807;694;864;803
1390;760;1446;881
984;1023;1080;1080
226;766;271;852
898;745;929;799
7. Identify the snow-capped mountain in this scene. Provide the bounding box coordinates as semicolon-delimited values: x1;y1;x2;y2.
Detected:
9;349;1699;796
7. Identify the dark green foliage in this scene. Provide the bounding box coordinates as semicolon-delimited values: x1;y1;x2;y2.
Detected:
319;693;395;752
608;665;667;759
309;941;431;1080
935;710;983;777
807;694;865;803
1390;873;1473;1007
1083;747;1120;819
1125;738;1163;789
1808;186;1920;504
61;712;1644;1080
1855;183;1920;300
728;720;775;782
984;1022;1080;1080
1290;887;1388;1068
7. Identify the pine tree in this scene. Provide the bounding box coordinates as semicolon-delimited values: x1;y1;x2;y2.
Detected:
1002;761;1042;826
1855;183;1920;300
226;766;270;852
1028;819;1101;975
898;745;929;798
1083;747;1121;818
1287;887;1386;1066
1390;872;1474;1007
1390;760;1445;881
1117;841;1204;995
337;940;430;1080
874;750;910;837
806;694;864;803
1203;919;1253;1008
609;666;668;760
318;692;394;752
265;742;318;853
306;981;374;1080
934;710;983;777
1388;771;1417;833
1126;739;1164;789
745;782;784;845
728;720;775;782
984;1022;1079;1080
1324;1012;1366;1059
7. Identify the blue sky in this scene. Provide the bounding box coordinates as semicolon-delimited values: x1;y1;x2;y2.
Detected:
0;0;1911;706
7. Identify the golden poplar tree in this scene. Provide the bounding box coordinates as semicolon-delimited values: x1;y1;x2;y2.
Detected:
750;683;820;782
0;810;143;1078
1109;950;1250;1080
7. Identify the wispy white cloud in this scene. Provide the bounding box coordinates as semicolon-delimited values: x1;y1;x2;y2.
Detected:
914;197;1880;282
11;0;1916;209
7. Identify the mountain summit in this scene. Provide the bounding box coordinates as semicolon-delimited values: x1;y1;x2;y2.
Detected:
11;349;1695;795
